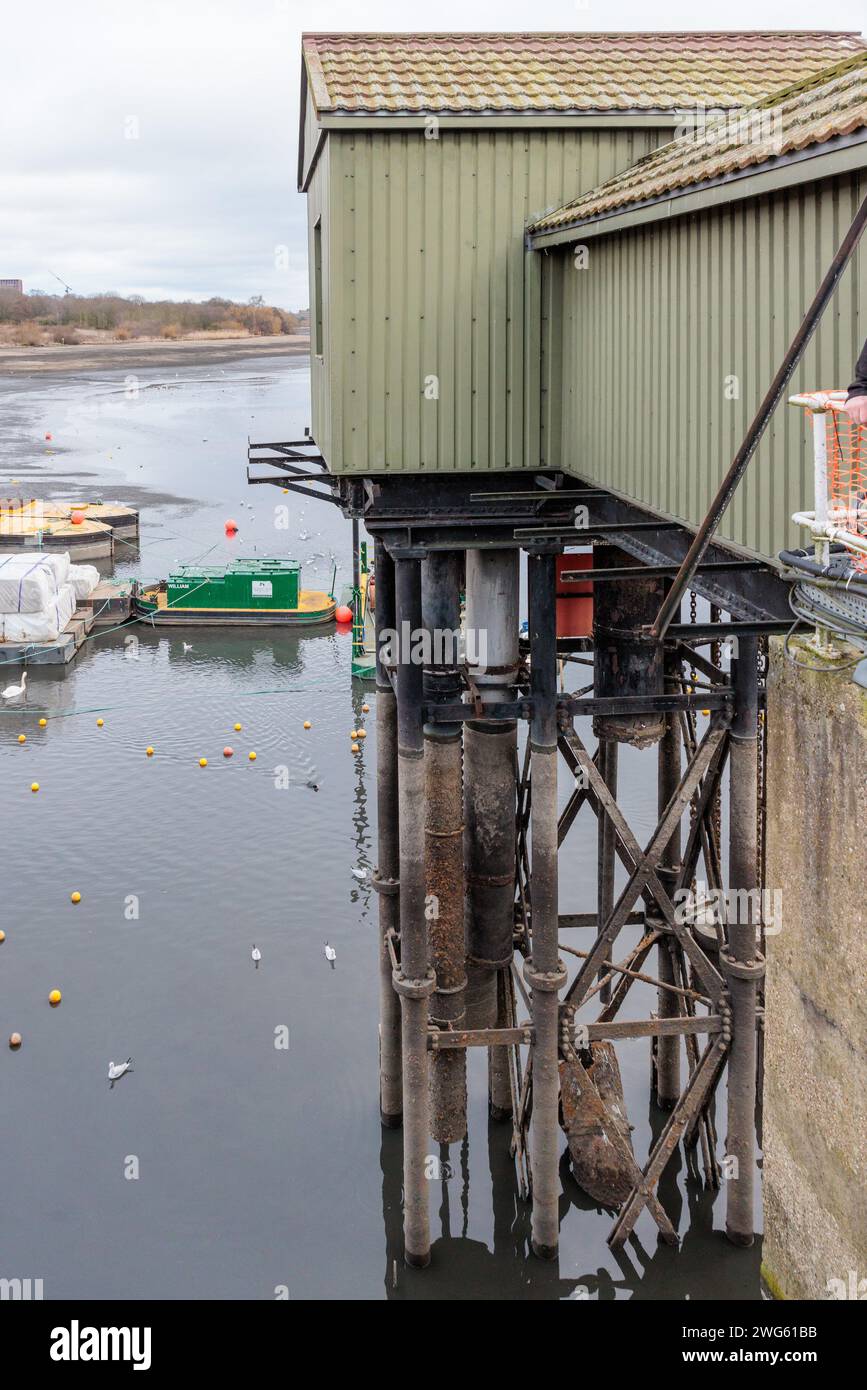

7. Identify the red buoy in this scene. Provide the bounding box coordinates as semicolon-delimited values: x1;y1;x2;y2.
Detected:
223;746;234;758
335;604;353;624
45;432;53;441
70;509;85;525
224;519;238;534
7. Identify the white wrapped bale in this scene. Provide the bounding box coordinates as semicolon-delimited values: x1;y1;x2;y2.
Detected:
0;583;76;642
0;553;64;613
67;563;100;600
41;551;71;585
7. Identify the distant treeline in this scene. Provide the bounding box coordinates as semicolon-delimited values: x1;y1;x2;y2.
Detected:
0;290;308;346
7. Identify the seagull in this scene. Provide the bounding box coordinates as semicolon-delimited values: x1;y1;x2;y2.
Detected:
108;1058;133;1088
351;867;367;881
182;642;193;653
251;945;261;968
1;671;27;700
324;942;336;967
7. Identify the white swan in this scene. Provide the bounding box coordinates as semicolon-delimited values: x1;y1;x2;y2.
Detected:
1;671;27;700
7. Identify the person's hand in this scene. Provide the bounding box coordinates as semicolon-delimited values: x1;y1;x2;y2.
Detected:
843;394;867;426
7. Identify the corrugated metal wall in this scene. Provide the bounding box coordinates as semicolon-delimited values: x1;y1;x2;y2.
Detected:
549;171;866;561
306;139;331;465
316;126;662;473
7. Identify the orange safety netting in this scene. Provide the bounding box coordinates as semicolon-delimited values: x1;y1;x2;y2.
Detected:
824;405;867;570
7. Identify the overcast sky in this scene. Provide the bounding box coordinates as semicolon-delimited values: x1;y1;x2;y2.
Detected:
1;1;864;310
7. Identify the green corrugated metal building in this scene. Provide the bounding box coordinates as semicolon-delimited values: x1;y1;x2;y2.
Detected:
298;31;864;495
528;52;867;561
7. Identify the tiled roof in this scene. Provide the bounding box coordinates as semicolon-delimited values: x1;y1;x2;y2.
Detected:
302;31;866;115
530;52;867;233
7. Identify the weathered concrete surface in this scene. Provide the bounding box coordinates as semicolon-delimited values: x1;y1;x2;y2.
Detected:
763;639;867;1299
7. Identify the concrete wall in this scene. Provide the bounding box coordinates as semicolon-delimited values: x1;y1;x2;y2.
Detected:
763;638;867;1299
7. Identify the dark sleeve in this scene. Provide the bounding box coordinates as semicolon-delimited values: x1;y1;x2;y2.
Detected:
849;338;867;398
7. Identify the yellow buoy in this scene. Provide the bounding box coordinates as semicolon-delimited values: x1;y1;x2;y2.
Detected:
70;891;81;904
30;782;39;793
234;723;242;732
38;718;47;727
18;733;26;744
248;751;257;761
9;1032;22;1050
96;718;104;727
48;989;62;1007
357;728;366;739
362;703;370;713
199;757;208;767
303;721;312;730
350;729;358;739
146;746;154;757
351;742;360;753
701;709;710;717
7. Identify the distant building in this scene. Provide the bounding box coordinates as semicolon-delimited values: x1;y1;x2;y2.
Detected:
0;279;23;294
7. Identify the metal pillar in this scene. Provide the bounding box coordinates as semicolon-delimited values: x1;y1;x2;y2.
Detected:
526;549;564;1260
656;640;682;1107
725;634;760;1246
422;552;467;1143
393;551;434;1267
374;539;402;1126
463;549;519;1120
596;738;618;1004
592;544;665;748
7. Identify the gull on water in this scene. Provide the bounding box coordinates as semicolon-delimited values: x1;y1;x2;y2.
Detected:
108;1058;133;1088
351;867;367;881
251;945;262;968
324;942;336;967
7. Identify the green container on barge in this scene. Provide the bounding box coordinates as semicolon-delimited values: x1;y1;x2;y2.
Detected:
135;558;336;626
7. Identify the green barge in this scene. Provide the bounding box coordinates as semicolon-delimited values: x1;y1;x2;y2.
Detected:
135;558;336;626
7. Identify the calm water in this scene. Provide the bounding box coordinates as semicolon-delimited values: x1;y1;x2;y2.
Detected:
0;353;761;1300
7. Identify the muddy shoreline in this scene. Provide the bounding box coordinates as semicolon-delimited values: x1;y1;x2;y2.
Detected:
0;334;310;375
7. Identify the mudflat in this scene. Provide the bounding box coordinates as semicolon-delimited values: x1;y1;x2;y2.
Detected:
0;333;310;374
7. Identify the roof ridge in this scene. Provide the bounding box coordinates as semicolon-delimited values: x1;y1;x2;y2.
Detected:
752;48;867;108
302;31;864;41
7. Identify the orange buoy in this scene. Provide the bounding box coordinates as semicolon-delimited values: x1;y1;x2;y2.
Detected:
0;930;6;943
303;720;312;730
70;509;85;525
335;605;353;624
351;742;360;753
357;728;367;739
361;703;370;714
350;729;358;739
223;746;234;758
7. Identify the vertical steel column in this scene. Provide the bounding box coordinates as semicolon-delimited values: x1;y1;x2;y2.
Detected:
725;634;760;1247
526;548;564;1260
596;738;618;1004
463;549;519;1120
374;540;402;1126
656;640;682;1107
393;550;434;1267
422;552;467;1143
